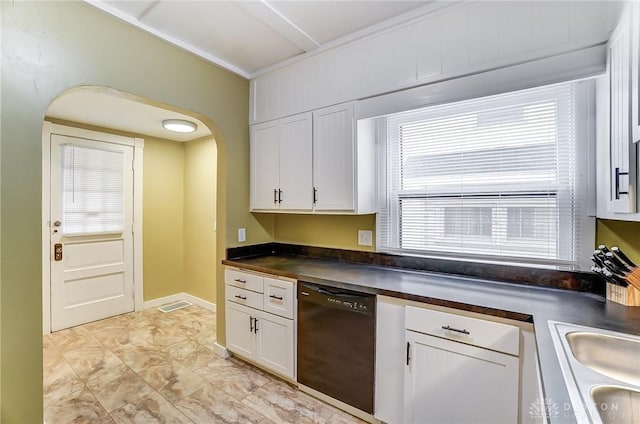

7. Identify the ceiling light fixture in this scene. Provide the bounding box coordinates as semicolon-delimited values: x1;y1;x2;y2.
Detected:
162;119;197;133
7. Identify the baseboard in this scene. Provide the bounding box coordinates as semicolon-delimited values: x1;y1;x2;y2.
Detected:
213;342;230;359
181;293;217;312
142;292;216;312
142;293;185;310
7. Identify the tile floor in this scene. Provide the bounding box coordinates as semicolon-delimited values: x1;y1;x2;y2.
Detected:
43;305;364;424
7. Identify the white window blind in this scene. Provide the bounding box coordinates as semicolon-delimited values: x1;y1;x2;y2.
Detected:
62;145;125;235
378;81;586;268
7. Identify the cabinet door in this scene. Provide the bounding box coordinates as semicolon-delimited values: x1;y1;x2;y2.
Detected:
632;3;640;143
607;12;637;213
255;311;295;379
404;330;519;424
279;113;313;210
313;103;355;211
225;301;257;358
250;121;280;210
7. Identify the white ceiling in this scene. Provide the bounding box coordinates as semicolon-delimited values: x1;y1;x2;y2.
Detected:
86;0;436;78
47;88;212;142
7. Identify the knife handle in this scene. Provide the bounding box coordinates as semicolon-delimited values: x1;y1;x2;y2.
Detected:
600;268;629;287
604;260;626;277
605;252;632;272
611;246;637;269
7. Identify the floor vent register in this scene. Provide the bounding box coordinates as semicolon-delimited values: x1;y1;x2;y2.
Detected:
158;300;193;313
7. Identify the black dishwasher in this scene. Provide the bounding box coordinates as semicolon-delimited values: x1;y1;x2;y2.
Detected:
297;282;375;414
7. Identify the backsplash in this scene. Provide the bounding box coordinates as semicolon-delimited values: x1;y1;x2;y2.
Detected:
596;219;640;264
227;242;604;295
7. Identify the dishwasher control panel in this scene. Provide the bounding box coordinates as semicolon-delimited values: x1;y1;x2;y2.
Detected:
298;282;375;315
327;297;370;311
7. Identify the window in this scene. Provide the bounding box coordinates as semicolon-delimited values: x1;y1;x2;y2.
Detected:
62;145;125;235
377;81;592;269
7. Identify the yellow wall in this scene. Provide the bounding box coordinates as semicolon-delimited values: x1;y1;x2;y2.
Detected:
184;137;217;303
596;219;640;264
273;214;376;251
143;138;185;300
0;1;257;421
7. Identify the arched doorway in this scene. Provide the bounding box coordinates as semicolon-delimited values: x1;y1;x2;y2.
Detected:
42;86;218;333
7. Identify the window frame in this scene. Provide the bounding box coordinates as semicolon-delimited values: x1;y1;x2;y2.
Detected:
376;80;596;270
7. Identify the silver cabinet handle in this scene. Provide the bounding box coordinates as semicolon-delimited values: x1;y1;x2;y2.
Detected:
269;295;283;301
442;325;470;335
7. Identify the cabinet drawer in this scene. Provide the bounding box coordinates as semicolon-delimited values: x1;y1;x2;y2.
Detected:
263;277;294;319
405;306;519;356
226;285;263;310
225;268;263;293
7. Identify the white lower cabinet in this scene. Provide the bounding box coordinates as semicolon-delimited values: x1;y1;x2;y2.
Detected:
226;301;257;358
226;301;294;378
225;268;296;380
376;296;542;424
404;306;519;424
404;330;519;423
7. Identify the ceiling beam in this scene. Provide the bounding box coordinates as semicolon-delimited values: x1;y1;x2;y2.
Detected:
236;0;320;52
84;0;251;79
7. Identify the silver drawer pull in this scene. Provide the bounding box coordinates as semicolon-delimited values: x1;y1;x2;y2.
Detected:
442;325;470;335
234;278;247;284
234;295;247;300
269;295;283;301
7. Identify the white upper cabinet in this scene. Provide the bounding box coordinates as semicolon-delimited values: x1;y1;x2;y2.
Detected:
250;102;376;215
313;103;356;211
632;3;640;144
250;121;280;210
278;114;314;210
604;7;637;214
312;102;376;214
250;113;313;212
596;3;640;221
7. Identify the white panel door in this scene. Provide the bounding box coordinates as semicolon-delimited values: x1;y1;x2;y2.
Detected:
313;102;355;211
255;311;294;379
250;121;280;210
50;134;134;331
404;330;519;424
278;112;313;210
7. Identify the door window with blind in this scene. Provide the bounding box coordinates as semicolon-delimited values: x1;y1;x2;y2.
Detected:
62;145;125;235
377;81;593;269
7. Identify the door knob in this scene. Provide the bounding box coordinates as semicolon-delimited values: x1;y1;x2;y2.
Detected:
53;220;62;227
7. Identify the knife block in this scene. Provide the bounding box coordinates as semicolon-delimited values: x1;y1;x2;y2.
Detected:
606;282;640;306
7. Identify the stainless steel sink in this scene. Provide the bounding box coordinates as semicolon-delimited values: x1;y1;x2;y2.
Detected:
549;321;640;423
591;386;640;424
566;332;640;387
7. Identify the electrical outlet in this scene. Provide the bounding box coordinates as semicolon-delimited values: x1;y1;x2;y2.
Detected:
238;228;246;243
358;230;373;246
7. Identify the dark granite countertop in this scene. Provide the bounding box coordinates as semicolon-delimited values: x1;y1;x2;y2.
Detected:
222;250;640;424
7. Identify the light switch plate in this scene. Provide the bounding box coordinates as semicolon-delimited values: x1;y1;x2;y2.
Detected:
238;228;246;242
358;230;373;246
